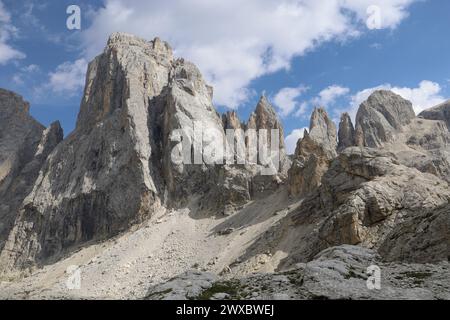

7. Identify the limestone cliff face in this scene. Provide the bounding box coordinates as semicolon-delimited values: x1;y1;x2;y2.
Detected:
1;33;175;269
1;32;448;279
0;33;290;270
0;89;62;254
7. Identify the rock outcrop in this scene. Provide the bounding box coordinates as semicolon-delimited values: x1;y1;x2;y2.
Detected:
247;95;285;151
0;89;62;253
222;111;242;130
241;95;290;195
252;146;450;270
356;90;416;147
1;34;180;270
288;108;337;196
419;100;450;129
0;32;449;301
147;245;450;300
0;33;290;270
337;112;355;151
317;147;450;263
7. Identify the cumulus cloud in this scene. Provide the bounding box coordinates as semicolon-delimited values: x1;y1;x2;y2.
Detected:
273;86;308;117
0;1;25;64
285;127;308;155
313;85;350;107
391;80;445;114
275;84;348;119
12;64;41;86
80;0;416;109
47;59;88;95
341;0;415;29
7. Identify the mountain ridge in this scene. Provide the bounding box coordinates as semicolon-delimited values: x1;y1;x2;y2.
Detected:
0;33;448;300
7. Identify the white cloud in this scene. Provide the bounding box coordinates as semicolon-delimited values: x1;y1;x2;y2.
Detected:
341;0;415;29
0;42;25;64
12;64;41;86
346;80;446;121
285;128;308;155
0;1;25;64
294;101;309;118
313;85;350;107
12;74;23;85
370;43;382;50
273;86;308;117
22;64;40;73
47;59;88;95
81;0;416;109
0;0;10;23
391;80;445;114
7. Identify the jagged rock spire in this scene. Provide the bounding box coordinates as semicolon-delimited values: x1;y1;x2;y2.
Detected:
338;112;355;151
222;111;242;130
288;107;337;197
247;94;285;150
0;89;62;255
309;107;338;154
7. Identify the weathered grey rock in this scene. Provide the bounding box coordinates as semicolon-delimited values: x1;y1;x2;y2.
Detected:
1;33;178;269
356;90;416;147
161;58;226;206
288;108;337;196
280;147;450;266
1;33;449;301
398;118;450;182
222;111;242;130
338;112;355;151
247;95;285;149
0;33;290;271
242;96;290;194
419;100;450;130
0;89;62;253
317;147;450;261
308;107;338;154
145;270;218;300
148;246;450;300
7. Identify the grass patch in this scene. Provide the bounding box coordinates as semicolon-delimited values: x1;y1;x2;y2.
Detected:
401;271;432;285
192;280;240;300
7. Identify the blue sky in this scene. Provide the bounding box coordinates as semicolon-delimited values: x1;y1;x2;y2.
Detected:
0;0;449;153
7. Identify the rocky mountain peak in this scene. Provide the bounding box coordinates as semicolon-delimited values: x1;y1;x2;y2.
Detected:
0;91;62;255
0;89;31;118
247;95;285;150
255;94;276;117
338;112;355;151
288;108;337;196
1;33;449;300
107;32;173;61
419;99;450;130
356;90;416;147
222;111;242;130
309;107;338;152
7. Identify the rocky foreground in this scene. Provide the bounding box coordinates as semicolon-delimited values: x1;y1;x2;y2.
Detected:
0;33;449;300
